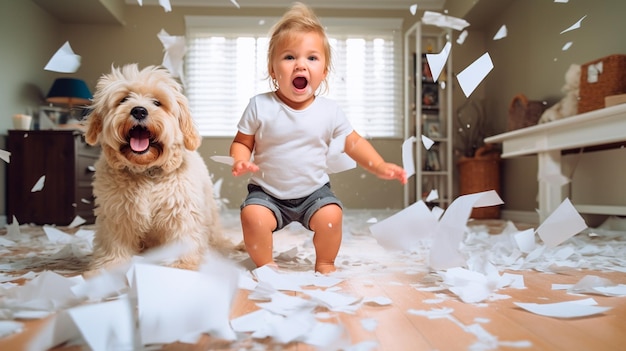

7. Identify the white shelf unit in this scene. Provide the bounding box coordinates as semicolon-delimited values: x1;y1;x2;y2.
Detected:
403;22;453;208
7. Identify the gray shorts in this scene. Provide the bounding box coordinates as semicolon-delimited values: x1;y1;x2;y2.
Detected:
241;183;343;232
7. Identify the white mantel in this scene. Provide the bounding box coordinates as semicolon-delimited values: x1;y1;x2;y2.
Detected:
485;103;626;222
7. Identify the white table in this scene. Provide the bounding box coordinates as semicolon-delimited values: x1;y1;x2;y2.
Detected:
484;103;626;222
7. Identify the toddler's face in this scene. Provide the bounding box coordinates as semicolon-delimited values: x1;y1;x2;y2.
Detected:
271;31;327;109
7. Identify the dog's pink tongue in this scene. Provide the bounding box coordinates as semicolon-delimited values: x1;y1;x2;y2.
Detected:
130;137;150;152
130;128;150;152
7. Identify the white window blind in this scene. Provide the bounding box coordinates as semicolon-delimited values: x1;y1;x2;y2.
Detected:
185;16;403;138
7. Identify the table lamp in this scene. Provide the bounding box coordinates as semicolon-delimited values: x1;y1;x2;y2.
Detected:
46;78;93;124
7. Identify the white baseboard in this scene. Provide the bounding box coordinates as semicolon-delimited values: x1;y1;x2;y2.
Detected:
500;209;539;225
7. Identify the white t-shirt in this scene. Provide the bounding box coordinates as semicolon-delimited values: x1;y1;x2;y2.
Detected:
237;92;353;199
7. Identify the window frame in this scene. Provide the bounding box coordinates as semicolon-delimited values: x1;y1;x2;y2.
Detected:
184;15;404;138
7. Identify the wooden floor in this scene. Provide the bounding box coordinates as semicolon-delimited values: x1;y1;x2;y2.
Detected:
1;216;625;350
3;267;625;350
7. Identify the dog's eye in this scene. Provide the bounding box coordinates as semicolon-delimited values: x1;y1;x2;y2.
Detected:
119;97;128;105
153;100;161;107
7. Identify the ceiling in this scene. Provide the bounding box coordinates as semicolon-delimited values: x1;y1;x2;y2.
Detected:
134;0;447;11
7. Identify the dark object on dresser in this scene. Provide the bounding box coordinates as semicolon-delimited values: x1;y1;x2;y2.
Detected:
6;130;100;225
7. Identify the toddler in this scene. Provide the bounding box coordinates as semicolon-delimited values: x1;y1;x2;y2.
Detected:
230;2;406;273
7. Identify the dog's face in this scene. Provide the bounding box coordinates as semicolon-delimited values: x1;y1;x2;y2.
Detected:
85;64;200;173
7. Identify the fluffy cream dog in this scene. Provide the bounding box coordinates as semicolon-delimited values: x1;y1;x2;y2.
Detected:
85;64;227;271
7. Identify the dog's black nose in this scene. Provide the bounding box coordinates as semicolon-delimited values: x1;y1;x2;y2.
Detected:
130;106;148;120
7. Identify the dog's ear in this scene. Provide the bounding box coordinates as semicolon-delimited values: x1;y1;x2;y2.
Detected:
177;94;201;151
84;110;103;146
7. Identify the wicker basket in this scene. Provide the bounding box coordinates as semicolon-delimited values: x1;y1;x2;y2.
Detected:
578;54;626;113
458;145;501;219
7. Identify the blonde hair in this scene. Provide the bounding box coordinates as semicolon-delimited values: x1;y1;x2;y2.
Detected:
267;2;331;93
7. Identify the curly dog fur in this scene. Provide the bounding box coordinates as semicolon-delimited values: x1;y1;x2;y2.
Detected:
85;64;228;271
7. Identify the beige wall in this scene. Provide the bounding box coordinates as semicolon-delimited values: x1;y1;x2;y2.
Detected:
1;0;625;219
480;0;626;214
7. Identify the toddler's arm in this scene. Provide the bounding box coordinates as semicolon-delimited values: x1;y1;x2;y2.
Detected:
230;131;260;176
344;131;407;184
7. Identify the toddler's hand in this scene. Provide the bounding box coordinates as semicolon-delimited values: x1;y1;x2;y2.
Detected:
374;162;407;185
232;160;260;176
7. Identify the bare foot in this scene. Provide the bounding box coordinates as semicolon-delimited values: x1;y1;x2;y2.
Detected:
315;263;337;274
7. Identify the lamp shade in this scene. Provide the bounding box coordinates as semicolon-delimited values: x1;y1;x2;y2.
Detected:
46;78;92;106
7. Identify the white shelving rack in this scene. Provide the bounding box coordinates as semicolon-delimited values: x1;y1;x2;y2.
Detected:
403;21;453;208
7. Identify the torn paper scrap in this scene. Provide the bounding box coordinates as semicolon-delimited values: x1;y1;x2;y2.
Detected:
159;0;172;12
538;170;570;186
68;216;86;228
370;200;438;251
456;53;494;98
326;133;356;174
440;267;496;303
514;298;611;318
457;30;468;45
514;228;536;253
31;175;46;192
210;155;234;166
426;189;438;202
0;149;10;163
132;262;238;344
409;4;418;16
0;320;23;338
66;297;139;351
2;270;83;311
426;42;451;82
402;136;416;178
562;41;573;51
230;0;241;8
493;25;507;40
43;226;76;244
421;11;470;31
158;29;186;84
5;216;21;240
421;135;434;150
536;198;587;248
44;41;81;73
429;190;503;270
560;15;587;34
568;275;626;296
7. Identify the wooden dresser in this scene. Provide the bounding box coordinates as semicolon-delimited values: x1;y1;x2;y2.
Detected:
6;130;100;225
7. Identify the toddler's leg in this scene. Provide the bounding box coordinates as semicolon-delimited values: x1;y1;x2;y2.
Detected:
241;204;277;268
309;204;343;274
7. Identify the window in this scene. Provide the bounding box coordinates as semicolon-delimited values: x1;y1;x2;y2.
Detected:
185;16;403;138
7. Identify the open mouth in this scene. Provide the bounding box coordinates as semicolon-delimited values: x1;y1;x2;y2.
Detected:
128;126;152;154
293;77;308;90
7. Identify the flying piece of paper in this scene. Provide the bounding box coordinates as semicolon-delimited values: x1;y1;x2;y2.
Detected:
421;11;470;31
426;42;451;82
210;155;234;166
457;30;468;45
493;25;507;40
560;15;587;34
157;29;186;85
430;190;504;270
326;133;356;174
421;135;434;150
44;41;81;73
456;53;494;98
402;136;416;178
0;149;10;163
536;198;587;248
31;175;46;192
